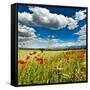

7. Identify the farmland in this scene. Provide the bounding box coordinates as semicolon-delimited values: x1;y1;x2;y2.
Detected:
18;49;87;85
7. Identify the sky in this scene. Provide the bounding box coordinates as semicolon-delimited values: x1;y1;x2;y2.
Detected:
18;4;87;48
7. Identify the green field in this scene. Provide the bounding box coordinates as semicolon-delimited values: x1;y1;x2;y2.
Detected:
18;49;86;85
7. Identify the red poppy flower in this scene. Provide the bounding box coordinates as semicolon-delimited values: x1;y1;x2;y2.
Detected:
29;52;33;55
18;59;25;64
39;60;45;64
79;54;84;61
33;51;37;54
36;58;40;61
29;53;33;55
26;55;30;60
40;58;43;61
65;57;69;63
66;51;70;55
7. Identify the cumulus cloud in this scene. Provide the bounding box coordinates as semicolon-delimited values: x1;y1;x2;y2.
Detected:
67;17;78;30
31;7;69;29
78;35;86;40
74;24;86;46
18;12;33;26
75;9;86;22
18;6;79;30
18;12;32;22
76;40;86;46
75;24;86;36
18;23;37;42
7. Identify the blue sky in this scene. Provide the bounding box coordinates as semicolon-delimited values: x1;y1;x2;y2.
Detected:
18;4;87;48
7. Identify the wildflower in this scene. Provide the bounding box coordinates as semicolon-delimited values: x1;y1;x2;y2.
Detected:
33;51;37;54
29;52;33;55
39;59;45;64
29;53;33;55
39;58;43;61
79;55;84;61
65;57;69;63
18;59;25;64
36;58;40;61
39;58;47;64
72;50;75;54
26;55;30;60
65;51;70;55
35;57;46;64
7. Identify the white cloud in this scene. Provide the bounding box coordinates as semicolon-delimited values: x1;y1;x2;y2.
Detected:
18;12;32;22
18;12;33;26
75;24;86;35
75;9;86;21
51;39;63;43
18;6;79;30
31;7;68;29
75;40;86;46
74;24;86;46
18;36;34;42
19;37;64;48
34;38;75;48
36;38;63;44
35;38;48;44
78;35;86;40
51;42;76;48
67;17;78;30
18;23;37;42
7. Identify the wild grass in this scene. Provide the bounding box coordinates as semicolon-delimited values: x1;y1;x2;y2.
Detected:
18;49;86;85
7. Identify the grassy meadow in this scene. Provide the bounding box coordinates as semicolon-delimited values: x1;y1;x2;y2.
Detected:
18;49;87;85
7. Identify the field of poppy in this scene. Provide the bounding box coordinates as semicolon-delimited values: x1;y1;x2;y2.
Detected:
18;49;87;85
